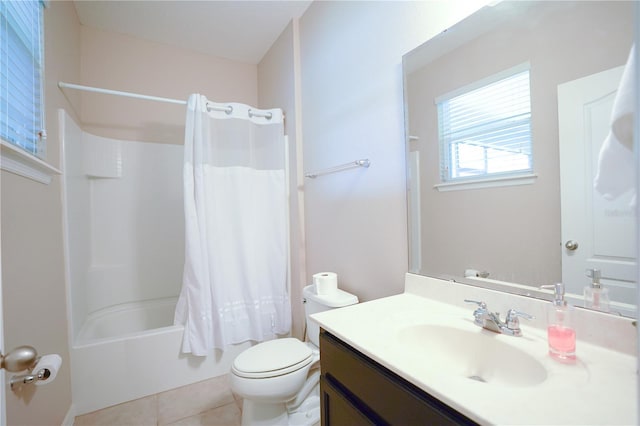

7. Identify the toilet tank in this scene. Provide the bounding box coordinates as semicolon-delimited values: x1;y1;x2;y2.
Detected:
303;284;358;347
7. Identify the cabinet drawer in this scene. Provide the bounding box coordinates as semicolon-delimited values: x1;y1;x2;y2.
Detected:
320;376;380;426
320;330;477;425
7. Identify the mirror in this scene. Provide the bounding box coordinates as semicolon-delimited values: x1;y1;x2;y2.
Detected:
403;1;636;316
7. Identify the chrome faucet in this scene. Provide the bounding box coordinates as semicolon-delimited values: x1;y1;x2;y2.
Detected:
464;300;533;337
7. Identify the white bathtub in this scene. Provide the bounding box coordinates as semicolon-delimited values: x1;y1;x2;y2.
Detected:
60;111;251;415
77;298;178;342
71;298;251;415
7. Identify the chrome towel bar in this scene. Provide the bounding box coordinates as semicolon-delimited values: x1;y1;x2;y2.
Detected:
305;159;370;179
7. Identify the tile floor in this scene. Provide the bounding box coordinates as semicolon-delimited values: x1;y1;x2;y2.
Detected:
74;374;243;426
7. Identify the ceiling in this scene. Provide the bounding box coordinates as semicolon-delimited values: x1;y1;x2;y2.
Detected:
73;0;313;65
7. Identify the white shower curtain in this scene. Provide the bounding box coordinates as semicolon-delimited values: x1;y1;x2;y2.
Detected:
175;94;291;355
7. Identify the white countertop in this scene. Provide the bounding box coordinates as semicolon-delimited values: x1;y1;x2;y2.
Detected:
310;275;638;425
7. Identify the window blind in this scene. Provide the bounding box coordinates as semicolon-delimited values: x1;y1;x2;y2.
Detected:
437;66;532;182
0;0;45;157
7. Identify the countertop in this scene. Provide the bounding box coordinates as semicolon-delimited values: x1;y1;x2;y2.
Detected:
310;276;637;425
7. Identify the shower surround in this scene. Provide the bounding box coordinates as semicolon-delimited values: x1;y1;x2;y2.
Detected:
59;110;248;414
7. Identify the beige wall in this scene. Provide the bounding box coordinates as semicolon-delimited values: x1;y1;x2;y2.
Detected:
3;4;261;423
2;1;80;424
78;25;258;145
406;1;633;287
298;1;484;302
257;20;307;340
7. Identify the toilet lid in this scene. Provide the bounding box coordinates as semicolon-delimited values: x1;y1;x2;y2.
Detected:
232;338;313;378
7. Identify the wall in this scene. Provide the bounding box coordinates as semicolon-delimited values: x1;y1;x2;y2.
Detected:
86;137;184;313
1;1;80;424
3;5;260;423
62;112;184;339
78;26;258;145
298;1;485;302
257;20;307;339
406;1;632;287
60;110;90;342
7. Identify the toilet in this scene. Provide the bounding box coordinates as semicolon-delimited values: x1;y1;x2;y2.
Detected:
231;284;358;426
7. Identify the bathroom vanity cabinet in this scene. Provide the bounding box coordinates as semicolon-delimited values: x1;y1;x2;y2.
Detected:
319;329;478;425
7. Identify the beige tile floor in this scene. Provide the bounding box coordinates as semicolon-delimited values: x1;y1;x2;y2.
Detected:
74;374;243;426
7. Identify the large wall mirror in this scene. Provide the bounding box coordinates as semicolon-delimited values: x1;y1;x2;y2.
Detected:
403;1;636;317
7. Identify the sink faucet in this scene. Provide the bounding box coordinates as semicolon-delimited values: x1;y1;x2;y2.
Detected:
464;300;533;337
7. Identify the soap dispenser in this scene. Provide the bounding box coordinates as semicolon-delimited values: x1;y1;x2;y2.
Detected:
541;283;576;362
584;269;610;312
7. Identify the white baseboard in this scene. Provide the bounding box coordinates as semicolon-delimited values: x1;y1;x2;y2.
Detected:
61;404;76;426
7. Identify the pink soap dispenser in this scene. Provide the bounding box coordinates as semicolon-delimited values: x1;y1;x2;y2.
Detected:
541;283;576;362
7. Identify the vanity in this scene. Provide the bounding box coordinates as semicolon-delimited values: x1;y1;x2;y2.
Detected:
311;274;638;425
320;329;477;425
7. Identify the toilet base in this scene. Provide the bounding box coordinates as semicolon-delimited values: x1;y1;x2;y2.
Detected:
288;393;320;426
241;400;288;426
241;386;320;426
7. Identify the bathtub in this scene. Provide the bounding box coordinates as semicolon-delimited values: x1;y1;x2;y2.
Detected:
71;298;251;415
60;110;252;415
77;298;178;342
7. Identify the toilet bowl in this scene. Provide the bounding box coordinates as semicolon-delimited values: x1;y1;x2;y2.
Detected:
231;338;316;403
230;284;358;426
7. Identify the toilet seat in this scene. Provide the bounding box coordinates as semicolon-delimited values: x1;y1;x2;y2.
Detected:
232;338;314;379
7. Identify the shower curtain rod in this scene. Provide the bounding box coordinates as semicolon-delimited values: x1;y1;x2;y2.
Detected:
58;81;186;105
57;82;274;119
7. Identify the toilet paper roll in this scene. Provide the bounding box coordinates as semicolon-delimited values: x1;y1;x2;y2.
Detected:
34;354;62;386
313;272;338;295
464;269;489;278
464;269;480;278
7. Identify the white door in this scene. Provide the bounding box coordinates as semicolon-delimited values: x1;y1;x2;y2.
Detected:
558;66;636;314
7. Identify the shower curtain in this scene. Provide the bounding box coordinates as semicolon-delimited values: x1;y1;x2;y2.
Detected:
175;94;290;355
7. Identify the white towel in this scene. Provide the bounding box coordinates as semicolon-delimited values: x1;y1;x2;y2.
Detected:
611;45;636;150
594;44;636;200
594;132;634;200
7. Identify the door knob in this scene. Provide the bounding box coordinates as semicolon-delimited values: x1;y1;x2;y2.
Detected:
565;240;579;251
1;346;38;372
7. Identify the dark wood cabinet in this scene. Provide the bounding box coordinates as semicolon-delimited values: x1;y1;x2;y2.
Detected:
320;329;479;426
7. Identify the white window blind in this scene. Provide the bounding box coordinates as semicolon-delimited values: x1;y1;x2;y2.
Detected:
437;65;532;183
0;0;45;158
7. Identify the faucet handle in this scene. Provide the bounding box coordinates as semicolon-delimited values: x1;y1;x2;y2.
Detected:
505;309;534;330
464;300;489;327
464;299;487;309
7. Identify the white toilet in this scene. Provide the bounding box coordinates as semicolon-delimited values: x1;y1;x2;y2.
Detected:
231;284;358;426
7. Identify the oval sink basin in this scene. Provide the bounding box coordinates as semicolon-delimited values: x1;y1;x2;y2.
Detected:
396;324;548;388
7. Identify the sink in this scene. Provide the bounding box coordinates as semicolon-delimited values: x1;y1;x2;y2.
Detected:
396;324;548;388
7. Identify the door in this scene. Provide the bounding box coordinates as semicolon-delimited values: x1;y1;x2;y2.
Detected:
558;65;636;313
0;197;5;424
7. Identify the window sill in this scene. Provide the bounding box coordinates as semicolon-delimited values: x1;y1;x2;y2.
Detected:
434;173;538;192
1;139;61;185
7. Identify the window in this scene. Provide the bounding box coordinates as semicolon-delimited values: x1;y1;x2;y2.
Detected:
436;64;532;184
0;0;46;158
